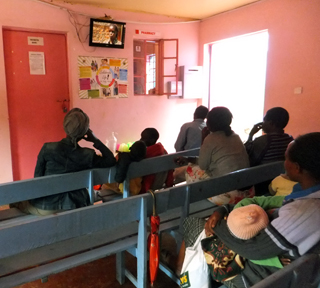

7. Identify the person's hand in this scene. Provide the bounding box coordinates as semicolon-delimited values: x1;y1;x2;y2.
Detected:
280;257;291;266
205;211;223;237
174;156;188;166
83;129;98;143
249;122;263;137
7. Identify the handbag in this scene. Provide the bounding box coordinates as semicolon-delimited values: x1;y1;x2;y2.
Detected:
201;234;245;283
180;230;211;288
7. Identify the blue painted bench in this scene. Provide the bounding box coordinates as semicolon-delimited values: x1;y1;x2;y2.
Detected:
252;253;320;288
0;153;299;288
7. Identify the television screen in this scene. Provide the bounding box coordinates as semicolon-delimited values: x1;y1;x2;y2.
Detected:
89;19;126;49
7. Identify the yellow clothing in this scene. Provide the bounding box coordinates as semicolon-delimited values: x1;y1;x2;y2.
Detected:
119;177;142;195
102;177;142;196
269;174;297;196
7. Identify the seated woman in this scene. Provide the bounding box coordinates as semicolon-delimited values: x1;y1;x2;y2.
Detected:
11;108;117;215
183;132;320;288
175;106;251;205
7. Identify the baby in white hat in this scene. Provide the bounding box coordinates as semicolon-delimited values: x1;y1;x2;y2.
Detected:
226;204;289;269
227;204;269;240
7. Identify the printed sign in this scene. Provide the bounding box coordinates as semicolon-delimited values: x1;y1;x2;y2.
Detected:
135;29;161;38
180;271;191;288
28;37;44;46
78;56;128;99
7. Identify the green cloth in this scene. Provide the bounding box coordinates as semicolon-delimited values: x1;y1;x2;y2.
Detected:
250;257;283;269
234;195;285;210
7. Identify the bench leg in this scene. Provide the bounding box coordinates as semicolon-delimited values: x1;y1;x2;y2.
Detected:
137;196;147;288
116;252;126;284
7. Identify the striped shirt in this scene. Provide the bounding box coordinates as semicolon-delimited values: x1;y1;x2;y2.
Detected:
261;133;293;164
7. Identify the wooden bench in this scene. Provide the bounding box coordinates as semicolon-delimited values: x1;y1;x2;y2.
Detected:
252;253;320;288
0;154;286;288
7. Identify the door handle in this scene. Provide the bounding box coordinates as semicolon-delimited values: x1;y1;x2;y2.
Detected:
57;99;70;113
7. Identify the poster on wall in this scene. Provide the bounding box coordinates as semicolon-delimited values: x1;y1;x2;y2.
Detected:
78;56;128;99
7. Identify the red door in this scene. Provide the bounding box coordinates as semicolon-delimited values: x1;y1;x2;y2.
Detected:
3;30;70;180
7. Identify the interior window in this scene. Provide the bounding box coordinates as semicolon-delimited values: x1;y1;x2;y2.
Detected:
133;39;178;96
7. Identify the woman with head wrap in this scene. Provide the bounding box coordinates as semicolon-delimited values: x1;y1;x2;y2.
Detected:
11;108;116;215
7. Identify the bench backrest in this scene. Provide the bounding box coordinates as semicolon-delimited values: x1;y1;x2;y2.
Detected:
0;148;200;205
0;159;286;288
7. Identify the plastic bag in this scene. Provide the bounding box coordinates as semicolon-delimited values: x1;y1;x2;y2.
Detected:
180;230;211;288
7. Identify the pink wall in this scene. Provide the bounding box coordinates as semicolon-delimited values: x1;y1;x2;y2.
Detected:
0;0;200;183
199;0;320;138
1;0;319;184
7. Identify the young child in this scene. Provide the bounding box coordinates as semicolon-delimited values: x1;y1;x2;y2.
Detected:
245;107;294;195
100;140;147;196
101;128;174;196
245;107;293;166
268;173;297;196
140;128;174;193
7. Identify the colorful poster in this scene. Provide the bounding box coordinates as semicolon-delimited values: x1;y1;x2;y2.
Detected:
78;56;128;99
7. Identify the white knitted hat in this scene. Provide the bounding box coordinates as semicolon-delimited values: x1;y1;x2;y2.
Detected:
227;204;269;240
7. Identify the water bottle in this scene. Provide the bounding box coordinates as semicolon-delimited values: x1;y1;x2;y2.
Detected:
106;132;117;155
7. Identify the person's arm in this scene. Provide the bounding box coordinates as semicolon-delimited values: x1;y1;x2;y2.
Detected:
174;125;187;152
204;204;233;236
245;134;269;166
34;145;46;177
174;156;198;166
114;152;131;183
198;136;212;171
83;129;116;167
246;122;263;143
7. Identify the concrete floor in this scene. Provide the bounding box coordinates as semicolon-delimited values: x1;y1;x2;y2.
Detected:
17;232;180;288
17;253;179;288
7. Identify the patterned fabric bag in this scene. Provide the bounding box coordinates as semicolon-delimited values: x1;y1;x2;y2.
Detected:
185;163;210;183
201;235;245;282
185;163;255;205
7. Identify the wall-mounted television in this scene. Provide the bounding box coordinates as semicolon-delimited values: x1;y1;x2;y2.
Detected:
89;19;126;49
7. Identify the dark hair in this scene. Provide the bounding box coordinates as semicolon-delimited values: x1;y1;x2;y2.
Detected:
194;105;209;120
264;107;289;129
140;128;159;146
206;107;233;136
109;24;118;38
129;140;146;161
288;132;320;181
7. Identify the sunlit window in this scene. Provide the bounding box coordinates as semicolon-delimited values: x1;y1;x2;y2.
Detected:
146;54;156;93
208;30;269;141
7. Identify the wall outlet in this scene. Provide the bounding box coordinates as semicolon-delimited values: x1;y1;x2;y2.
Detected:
294;87;303;94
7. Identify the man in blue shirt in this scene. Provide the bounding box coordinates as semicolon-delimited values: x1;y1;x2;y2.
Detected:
174;105;208;152
174;105;208;183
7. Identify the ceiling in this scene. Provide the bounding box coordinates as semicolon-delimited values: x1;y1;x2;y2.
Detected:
52;0;261;20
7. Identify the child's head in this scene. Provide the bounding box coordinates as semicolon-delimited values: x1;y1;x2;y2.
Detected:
129;140;146;161
227;204;269;240
194;105;209;120
263;107;289;133
206;107;233;136
140;128;159;147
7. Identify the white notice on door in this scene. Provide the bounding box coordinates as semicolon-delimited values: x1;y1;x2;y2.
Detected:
29;51;46;75
28;37;44;46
